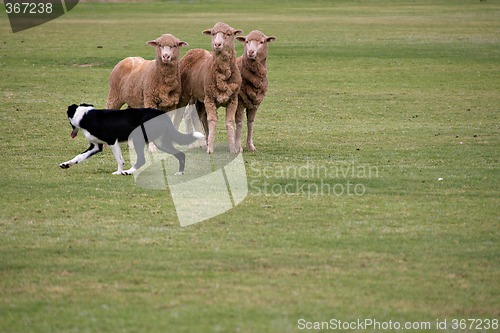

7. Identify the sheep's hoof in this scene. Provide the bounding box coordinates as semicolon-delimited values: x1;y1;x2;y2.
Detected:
174;171;185;176
246;144;257;152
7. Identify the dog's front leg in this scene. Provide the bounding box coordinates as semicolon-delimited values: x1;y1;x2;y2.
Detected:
109;141;125;175
59;143;103;169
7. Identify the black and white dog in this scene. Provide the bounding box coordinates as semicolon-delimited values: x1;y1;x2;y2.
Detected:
59;103;204;175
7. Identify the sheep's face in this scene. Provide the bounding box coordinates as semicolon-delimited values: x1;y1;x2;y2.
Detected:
237;31;276;61
203;22;242;54
147;34;188;64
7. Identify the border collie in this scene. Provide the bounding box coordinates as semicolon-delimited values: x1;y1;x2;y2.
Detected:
59;103;204;175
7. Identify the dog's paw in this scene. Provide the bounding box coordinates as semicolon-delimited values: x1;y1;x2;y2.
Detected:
112;170;123;175
59;162;70;169
174;171;185;176
121;168;136;175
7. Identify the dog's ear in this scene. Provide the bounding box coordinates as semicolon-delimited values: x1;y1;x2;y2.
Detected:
67;104;78;118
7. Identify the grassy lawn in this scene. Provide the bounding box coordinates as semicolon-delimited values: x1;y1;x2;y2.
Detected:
0;0;499;332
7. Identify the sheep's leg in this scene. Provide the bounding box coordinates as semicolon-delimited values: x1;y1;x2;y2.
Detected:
106;97;124;110
172;110;183;130
196;101;208;141
188;102;207;150
225;97;239;154
204;98;218;154
246;106;258;152
234;101;245;153
143;99;160;153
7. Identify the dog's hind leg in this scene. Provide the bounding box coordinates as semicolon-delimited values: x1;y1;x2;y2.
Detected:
172;150;186;175
156;142;186;176
109;140;126;175
59;143;103;169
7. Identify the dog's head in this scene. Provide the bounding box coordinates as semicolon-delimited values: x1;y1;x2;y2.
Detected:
67;103;93;138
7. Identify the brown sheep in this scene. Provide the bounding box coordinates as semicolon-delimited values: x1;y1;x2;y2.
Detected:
178;22;243;154
107;34;188;111
235;31;276;152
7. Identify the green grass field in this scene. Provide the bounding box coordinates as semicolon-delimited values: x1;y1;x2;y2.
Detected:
0;1;499;332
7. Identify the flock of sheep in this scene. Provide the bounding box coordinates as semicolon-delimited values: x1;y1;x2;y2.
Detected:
106;22;276;154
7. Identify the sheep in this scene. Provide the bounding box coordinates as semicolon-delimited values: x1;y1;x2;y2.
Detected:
107;33;188;111
178;22;243;154
234;30;276;152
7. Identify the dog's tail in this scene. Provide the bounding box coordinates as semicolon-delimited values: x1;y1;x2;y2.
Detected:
172;130;205;146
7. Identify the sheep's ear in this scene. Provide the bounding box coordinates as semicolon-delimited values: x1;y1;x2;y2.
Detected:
147;40;158;47
202;29;212;35
266;36;277;43
236;36;246;43
233;29;243;36
178;41;189;47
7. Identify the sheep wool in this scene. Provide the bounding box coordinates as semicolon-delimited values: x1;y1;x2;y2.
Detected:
235;30;276;152
179;22;243;154
107;34;188;112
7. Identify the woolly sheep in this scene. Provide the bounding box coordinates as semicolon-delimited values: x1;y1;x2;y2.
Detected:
107;34;188;111
178;22;243;154
235;30;276;152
